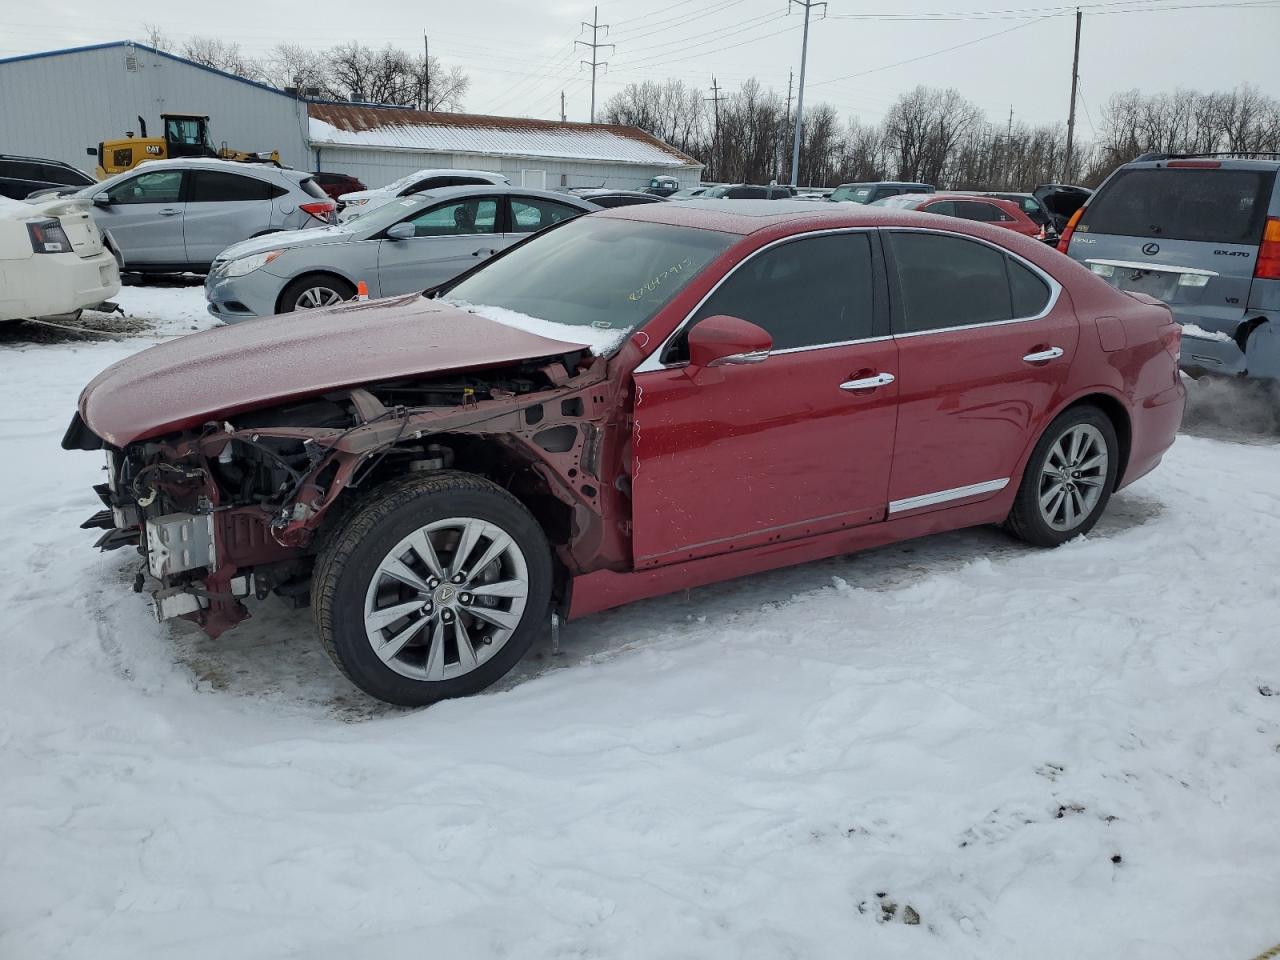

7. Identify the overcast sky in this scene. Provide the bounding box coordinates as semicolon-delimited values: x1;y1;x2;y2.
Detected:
3;0;1278;134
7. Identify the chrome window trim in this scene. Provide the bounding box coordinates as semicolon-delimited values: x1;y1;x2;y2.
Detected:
888;478;1010;514
634;226;881;374
884;226;1064;338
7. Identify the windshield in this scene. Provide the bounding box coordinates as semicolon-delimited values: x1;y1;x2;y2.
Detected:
701;186;730;198
871;195;923;209
831;185;874;203
444;217;734;348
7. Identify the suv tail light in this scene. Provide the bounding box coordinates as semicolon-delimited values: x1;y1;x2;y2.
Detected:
300;200;336;224
1057;207;1084;253
1255;217;1280;280
27;219;72;254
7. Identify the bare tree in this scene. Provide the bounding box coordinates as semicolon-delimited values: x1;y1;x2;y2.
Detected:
180;36;261;80
141;23;172;52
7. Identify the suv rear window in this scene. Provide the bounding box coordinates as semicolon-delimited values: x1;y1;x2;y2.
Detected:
1081;168;1275;245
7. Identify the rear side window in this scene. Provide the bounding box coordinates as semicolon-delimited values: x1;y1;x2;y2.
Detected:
1009;259;1051;316
299;177;330;200
510;197;582;233
1081;168;1275;245
40;163;92;185
189;171;274;202
1;160;43;180
888;232;1012;332
688;232;875;351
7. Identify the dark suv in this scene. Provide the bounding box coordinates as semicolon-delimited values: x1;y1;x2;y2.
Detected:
0;154;95;200
830;181;934;204
1061;152;1280;380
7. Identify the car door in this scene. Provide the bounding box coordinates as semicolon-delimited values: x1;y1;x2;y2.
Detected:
882;229;1079;516
183;169;276;266
630;230;899;568
96;168;186;265
375;195;502;296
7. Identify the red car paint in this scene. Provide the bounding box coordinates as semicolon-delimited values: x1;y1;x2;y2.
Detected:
69;202;1185;639
910;193;1043;237
78;295;590;448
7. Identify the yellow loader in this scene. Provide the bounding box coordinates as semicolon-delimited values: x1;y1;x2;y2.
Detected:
88;114;281;179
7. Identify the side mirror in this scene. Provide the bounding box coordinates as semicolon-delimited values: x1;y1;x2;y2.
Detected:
385;222;415;241
687;314;772;369
92;193;111;207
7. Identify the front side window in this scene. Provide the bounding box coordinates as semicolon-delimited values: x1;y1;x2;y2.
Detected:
677;232;875;356
510;197;583;233
404;198;499;236
107;170;183;204
953;200;1010;223
189;171;273;202
445;217;733;345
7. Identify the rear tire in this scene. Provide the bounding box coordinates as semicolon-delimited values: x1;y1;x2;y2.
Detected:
1005;404;1119;548
313;473;553;707
279;274;354;313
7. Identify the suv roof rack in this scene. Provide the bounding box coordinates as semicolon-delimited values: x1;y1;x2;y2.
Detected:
1133;151;1280;162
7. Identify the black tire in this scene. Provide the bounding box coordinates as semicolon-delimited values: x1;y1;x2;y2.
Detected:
278;273;354;313
1005;404;1119;548
313;472;553;706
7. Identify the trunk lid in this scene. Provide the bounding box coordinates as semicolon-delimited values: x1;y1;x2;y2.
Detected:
77;295;593;447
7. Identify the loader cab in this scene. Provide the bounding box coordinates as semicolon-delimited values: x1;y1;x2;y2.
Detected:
162;115;217;159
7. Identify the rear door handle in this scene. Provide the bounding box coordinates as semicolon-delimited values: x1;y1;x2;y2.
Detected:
1022;347;1064;363
840;372;896;391
158;208;181;217
472;247;498;257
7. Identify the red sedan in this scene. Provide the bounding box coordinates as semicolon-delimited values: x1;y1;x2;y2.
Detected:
874;192;1046;239
66;201;1186;705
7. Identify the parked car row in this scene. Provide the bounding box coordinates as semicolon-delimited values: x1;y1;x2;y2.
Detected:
65;194;1186;706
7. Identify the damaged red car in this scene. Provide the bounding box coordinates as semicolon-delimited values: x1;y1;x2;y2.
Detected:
65;202;1186;706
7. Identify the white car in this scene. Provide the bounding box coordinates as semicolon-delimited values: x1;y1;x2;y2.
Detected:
337;168;510;222
0;195;121;323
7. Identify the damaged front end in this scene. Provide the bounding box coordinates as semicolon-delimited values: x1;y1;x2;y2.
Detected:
65;350;624;637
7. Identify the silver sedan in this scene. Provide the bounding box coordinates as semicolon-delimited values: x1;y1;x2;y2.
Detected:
205;186;599;322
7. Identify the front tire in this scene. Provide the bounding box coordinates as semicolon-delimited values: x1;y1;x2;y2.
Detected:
313;474;553;706
279;274;354;313
1005;405;1119;547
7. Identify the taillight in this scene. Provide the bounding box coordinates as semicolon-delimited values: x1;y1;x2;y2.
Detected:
26;219;71;254
1057;207;1084;253
1255;217;1280;280
1167;159;1221;168
300;200;336;224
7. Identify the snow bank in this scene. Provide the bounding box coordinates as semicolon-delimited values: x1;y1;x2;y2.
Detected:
444;298;628;356
1181;323;1234;343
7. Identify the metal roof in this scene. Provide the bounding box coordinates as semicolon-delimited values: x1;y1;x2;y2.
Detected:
308;103;699;168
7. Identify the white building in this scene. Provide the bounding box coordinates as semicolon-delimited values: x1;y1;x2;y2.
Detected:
0;41;702;191
308;102;702;192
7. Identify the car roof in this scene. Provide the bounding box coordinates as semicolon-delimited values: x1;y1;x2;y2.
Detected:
108;157;301;178
836;181;930;188
574;188;658;197
595;198;937;234
403;184;601;208
1121;155;1280;172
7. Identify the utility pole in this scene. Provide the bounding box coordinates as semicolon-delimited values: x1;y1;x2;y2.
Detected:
423;34;430;110
1063;8;1082;182
561;90;567;123
784;69;794;181
576;6;613;123
705;77;726;181
788;0;826;188
1006;105;1014;187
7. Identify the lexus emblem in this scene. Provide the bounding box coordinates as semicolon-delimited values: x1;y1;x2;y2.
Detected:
1142;242;1160;256
437;585;455;603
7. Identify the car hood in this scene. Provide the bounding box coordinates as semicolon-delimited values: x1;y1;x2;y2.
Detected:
218;225;356;261
74;295;594;447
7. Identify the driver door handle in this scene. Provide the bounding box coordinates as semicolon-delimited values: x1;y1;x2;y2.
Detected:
472;247;498;257
840;372;895;391
158;208;181;217
1022;346;1064;363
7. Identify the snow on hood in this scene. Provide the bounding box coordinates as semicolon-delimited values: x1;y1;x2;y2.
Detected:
217;224;353;261
443;299;628;357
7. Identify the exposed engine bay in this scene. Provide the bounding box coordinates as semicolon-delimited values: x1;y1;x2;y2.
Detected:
66;350;629;637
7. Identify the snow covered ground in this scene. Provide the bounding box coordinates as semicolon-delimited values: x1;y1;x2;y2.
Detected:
2;284;1279;960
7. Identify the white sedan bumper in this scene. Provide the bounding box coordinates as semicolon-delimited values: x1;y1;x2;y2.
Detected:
0;249;121;323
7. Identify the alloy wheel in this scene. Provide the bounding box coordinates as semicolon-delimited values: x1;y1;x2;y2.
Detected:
1037;423;1109;532
295;286;344;309
362;517;530;682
